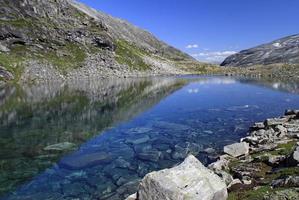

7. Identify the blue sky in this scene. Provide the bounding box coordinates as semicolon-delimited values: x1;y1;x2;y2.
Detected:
79;0;299;63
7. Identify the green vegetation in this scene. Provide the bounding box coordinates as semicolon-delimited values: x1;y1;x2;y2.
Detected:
228;186;275;200
0;18;33;28
265;167;299;182
36;43;87;74
273;141;297;155
115;39;151;71
0;42;88;81
0;45;28;82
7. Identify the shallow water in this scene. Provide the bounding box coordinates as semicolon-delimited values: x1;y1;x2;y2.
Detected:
1;76;299;199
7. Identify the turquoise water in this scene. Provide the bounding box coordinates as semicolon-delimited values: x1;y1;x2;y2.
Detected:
1;76;299;199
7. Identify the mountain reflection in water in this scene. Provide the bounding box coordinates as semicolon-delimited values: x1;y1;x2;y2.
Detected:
0;77;187;197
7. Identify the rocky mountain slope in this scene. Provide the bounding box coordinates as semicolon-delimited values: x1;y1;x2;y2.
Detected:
221;34;299;67
0;0;204;82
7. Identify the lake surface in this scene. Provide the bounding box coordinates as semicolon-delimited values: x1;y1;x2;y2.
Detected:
1;76;299;199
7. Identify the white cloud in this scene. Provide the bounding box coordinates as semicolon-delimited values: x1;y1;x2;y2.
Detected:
186;44;199;49
191;51;237;63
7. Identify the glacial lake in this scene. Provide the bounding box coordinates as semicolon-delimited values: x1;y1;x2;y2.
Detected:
1;76;299;200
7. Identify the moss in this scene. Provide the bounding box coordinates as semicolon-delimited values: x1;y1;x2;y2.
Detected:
271;140;297;156
115;40;151;71
265;167;299;182
0;18;33;28
228;186;275;200
36;42;87;74
0;45;28;82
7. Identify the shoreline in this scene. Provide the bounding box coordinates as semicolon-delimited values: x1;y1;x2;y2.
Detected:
127;110;299;200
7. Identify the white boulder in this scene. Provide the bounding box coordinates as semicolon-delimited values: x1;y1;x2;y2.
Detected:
224;142;249;157
137;155;227;200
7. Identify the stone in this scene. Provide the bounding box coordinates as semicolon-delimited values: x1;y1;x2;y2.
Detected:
43;142;76;152
137;150;162;162
285;109;299;116
208;155;231;171
60;152;112;169
231;162;271;182
204;147;216;154
171;144;189;160
0;43;10;52
126;135;150;145
214;170;234;186
241;136;259;146
137;155;227;200
271;176;299;188
0;66;14;81
125;193;137;200
264;188;299;200
250;122;265;131
227;179;242;190
265;118;288;127
224;142;249;157
291;148;299;165
274;125;287;138
267;155;286;166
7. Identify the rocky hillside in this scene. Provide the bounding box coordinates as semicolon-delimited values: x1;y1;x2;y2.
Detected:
0;0;202;82
221;34;299;67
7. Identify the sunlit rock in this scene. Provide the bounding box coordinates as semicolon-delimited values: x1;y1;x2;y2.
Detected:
137;155;227;200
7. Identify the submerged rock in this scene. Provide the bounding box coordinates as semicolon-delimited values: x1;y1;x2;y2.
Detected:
126;135;150;145
137;155;227;200
224;142;249;157
60;152;112;169
44;142;76;152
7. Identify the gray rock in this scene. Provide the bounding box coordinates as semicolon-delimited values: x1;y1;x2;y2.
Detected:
137;155;227;200
292;147;299;165
0;43;10;52
221;34;299;67
267;155;286;166
224;142;249;157
137;150;162;162
264;188;299;200
227;179;242;190
265;118;288;127
285;109;299;116
250;122;265;131
43;142;76;152
125;193;137;200
271;176;299;188
0;66;14;81
60;151;112;169
126;135;150;145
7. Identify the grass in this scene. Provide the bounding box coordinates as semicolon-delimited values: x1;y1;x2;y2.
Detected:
0;18;33;28
37;43;87;74
115;39;151;71
0;45;28;82
228;186;275;200
270;140;297;156
0;42;88;81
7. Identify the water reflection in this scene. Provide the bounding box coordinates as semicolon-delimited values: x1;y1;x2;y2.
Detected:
2;76;299;200
0;77;187;197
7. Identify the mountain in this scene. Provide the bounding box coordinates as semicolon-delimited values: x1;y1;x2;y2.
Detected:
0;0;203;82
221;34;299;67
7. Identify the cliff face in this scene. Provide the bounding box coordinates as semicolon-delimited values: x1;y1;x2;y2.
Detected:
0;0;198;82
221;34;299;67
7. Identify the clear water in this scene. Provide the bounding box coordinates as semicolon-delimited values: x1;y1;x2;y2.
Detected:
1;76;299;199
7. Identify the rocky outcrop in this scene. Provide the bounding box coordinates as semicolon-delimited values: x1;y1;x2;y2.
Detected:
221;34;299;67
128;155;227;200
126;110;299;200
0;0;203;82
223;142;249;157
